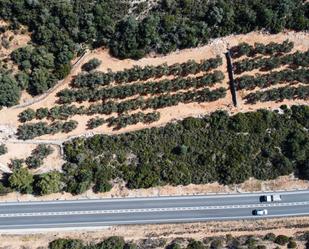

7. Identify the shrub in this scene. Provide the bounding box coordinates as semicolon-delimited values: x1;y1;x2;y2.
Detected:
0;144;7;155
81;58;101;72
36;107;49;119
256;245;266;249
35;144;54;158
25;156;43;169
0;71;20;107
8;159;24;170
62;120;78;133
19;108;36;122
166;243;182;249
0;183;12;196
49;239;83;249
264;233;276;241
9;167;34;194
275;235;289;245
87;117;105;129
287;240;297;248
210;239;223;249
187;240;205;249
98;236;125;249
36;171;62;195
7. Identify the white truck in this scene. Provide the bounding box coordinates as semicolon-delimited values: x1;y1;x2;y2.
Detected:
260;194;282;202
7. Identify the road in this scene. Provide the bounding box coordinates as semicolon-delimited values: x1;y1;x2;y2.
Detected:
0;190;309;230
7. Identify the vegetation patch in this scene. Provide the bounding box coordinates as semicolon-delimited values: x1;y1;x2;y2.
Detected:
60;105;309;194
0;0;307;107
48;232;309;249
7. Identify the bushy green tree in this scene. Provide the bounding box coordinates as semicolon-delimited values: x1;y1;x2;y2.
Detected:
9;167;34;194
275;235;289;245
49;239;83;249
36;171;62;195
98;236;125;249
187;240;205;249
19;108;36;122
0;72;20;107
82;58;101;72
29;67;56;95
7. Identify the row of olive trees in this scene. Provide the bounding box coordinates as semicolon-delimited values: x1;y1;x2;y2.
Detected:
87;112;160;130
107;112;160;130
87;87;226;115
40;86;226;120
245;85;309;104
235;68;309;90
20;78;226;123
58;70;224;104
72;56;223;88
234;50;309;74
230;40;294;58
17;120;78;140
17;87;226;139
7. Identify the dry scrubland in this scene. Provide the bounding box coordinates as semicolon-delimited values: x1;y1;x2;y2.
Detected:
1;217;309;249
0;30;309;200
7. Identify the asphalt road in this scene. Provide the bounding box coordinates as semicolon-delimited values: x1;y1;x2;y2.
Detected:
0;190;309;230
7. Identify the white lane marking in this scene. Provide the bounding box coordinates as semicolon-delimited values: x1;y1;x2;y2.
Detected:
1;201;309;218
1;190;309;206
2;212;309;230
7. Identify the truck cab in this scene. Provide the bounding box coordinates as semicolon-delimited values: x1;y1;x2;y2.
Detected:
260;194;281;202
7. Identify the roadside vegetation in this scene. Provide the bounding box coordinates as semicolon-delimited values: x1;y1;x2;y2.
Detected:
48;232;309;249
1;105;308;196
0;0;308;107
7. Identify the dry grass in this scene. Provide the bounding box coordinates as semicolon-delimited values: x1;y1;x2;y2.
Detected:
1;217;309;249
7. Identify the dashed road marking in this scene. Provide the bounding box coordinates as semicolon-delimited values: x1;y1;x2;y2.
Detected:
1;201;309;218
